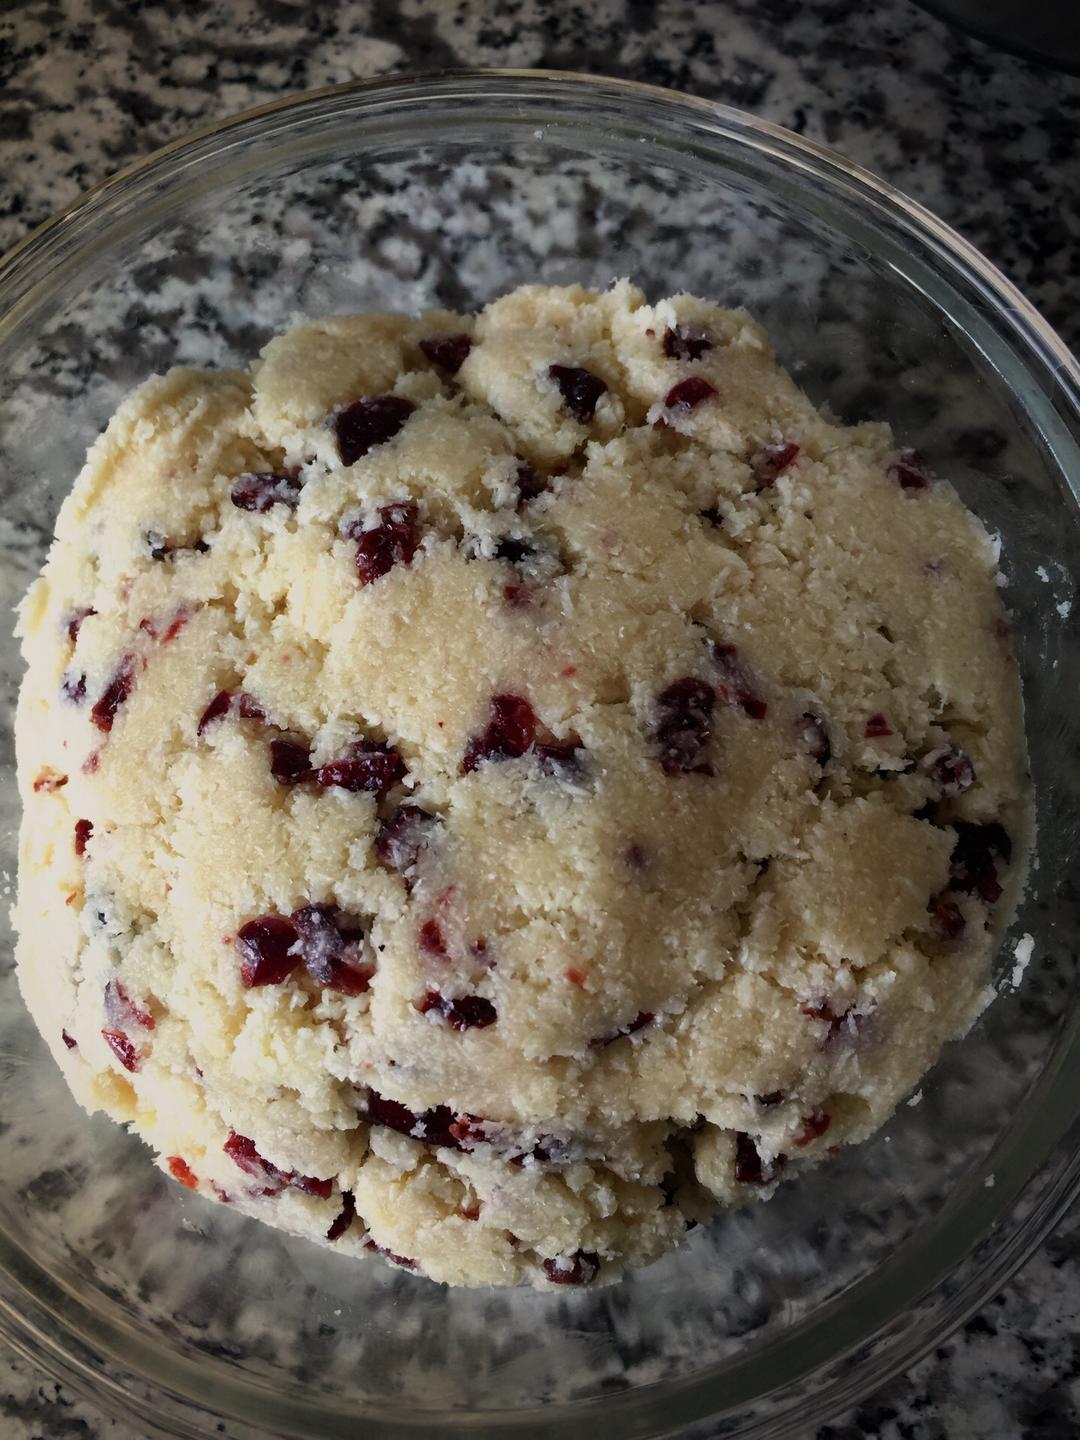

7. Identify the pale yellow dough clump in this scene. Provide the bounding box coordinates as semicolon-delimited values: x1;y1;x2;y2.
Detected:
14;283;1028;1288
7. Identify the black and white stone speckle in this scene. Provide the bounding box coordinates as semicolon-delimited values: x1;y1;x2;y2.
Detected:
0;1;1077;1436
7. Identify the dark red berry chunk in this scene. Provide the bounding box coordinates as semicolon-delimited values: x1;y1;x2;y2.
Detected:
662;376;717;415
864;713;892;739
230;469;303;512
375;805;439;882
66;607;96;645
542;1250;600;1285
754;441;801;488
168;1155;199;1190
591;1010;654;1048
929;892;966;940
710;643;767;719
290;904;374;995
755;1090;786;1107
535;740;586;780
327;1189;356;1241
364;1239;418;1270
102;1030;141;1072
270;738;313;785
888;448;933;490
291;1173;335;1201
515;460;546;504
548;364;607;422
800;1001;860;1043
734;1132;785;1185
416;989;498;1031
793;1110;832;1148
74;818;93;856
235;915;302;988
419;333;473;374
418;918;448;957
62;1029;77;1050
61;672;87;704
362;1091;461;1150
33;768;67;793
923;745;975;797
223;1131;331;1200
352;500;421;586
312;739;407;799
948;821;1011;905
334;395;416;466
462;693;538;773
197;689;234;735
654;676;715;776
91;653;139;733
663;324;713;361
447;1115;490;1149
105;978;155;1032
799;713;831;765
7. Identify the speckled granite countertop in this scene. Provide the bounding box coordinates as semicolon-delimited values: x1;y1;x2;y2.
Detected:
0;1;1077;1436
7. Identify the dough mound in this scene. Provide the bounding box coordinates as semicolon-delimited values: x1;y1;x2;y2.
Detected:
15;283;1028;1288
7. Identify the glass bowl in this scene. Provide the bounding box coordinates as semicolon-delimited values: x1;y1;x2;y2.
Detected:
0;70;1077;1440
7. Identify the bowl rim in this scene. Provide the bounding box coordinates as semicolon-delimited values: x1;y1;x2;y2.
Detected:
0;65;1077;1440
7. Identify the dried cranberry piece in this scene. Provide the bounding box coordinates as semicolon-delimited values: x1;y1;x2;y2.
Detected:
535;741;585;780
352;500;421;586
948;822;1011;905
734;1132;785;1185
375;805;439;881
224;1132;288;1192
363;1091;420;1136
105;979;155;1031
793;1110;832;1148
62;1029;77;1050
542;1250;600;1285
662;376;717;415
197;689;234;735
416;990;498;1031
710;643;767;720
168;1156;200;1190
270;738;313;785
312;739;407;799
419;333;473;374
364;1239;417;1270
362;1091;462;1150
922;745;975;797
235;914;302;988
515;460;546;504
291;1173;335;1201
237;694;266;721
33;768;67;793
66;607;96;645
73;819;93;856
888;448;933;490
754;441;800;488
327;1189;356;1241
418;919;448;957
755;1090;786;1107
929;892;966;940
91;653;139;733
102;1029;141;1072
591;1011;654;1048
800;1001;862;1044
230;469;303;512
663;324;713;361
290;904;374;996
447;1115;489;1149
61;671;87;704
864;713;892;739
462;693;538;773
548;364;607;422
334;395;416;466
654;676;715;776
799;713;831;765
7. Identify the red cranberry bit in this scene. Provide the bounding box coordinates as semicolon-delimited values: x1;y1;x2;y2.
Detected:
663;324;713;361
734;1132;785;1185
62;1029;77;1050
535;739;585;779
888;448;933;490
515;460;546;504
290;904;374;996
447;1115;489;1149
237;693;266;722
74;818;93;856
754;441;800;488
375;805;439;881
548;364;607;423
362;1091;462;1150
224;1132;288;1192
793;1110;832;1148
565;966;589;989
922;745;975;797
418;919;448;958
364;1239;418;1270
416;989;498;1031
102;1029;141;1072
270;738;313;785
197;689;234;735
312;739;407;800
948;821;1011;905
66;607;96;645
334;395;416;466
710;643;767;720
462;692;538;773
864;713;892;739
105;979;156;1031
291;1173;335;1201
90;653;139;733
235;914;302;988
230;468;303;512
327;1189;357;1241
929;892;966;940
419;333;473;374
800;1001;860;1044
363;1091;420;1136
591;1010;654;1048
61;672;87;704
33;768;68;793
167;1156;199;1191
654;676;715;776
352;500;421;586
662;376;717;416
542;1250;600;1286
755;1090;786;1107
799;713;831;765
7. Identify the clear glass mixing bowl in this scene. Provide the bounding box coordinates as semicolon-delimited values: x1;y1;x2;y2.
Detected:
0;71;1077;1440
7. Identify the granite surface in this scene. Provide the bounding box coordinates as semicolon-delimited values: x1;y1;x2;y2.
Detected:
0;0;1077;1436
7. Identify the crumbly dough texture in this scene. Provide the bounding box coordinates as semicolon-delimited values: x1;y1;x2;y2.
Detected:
15;283;1028;1288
